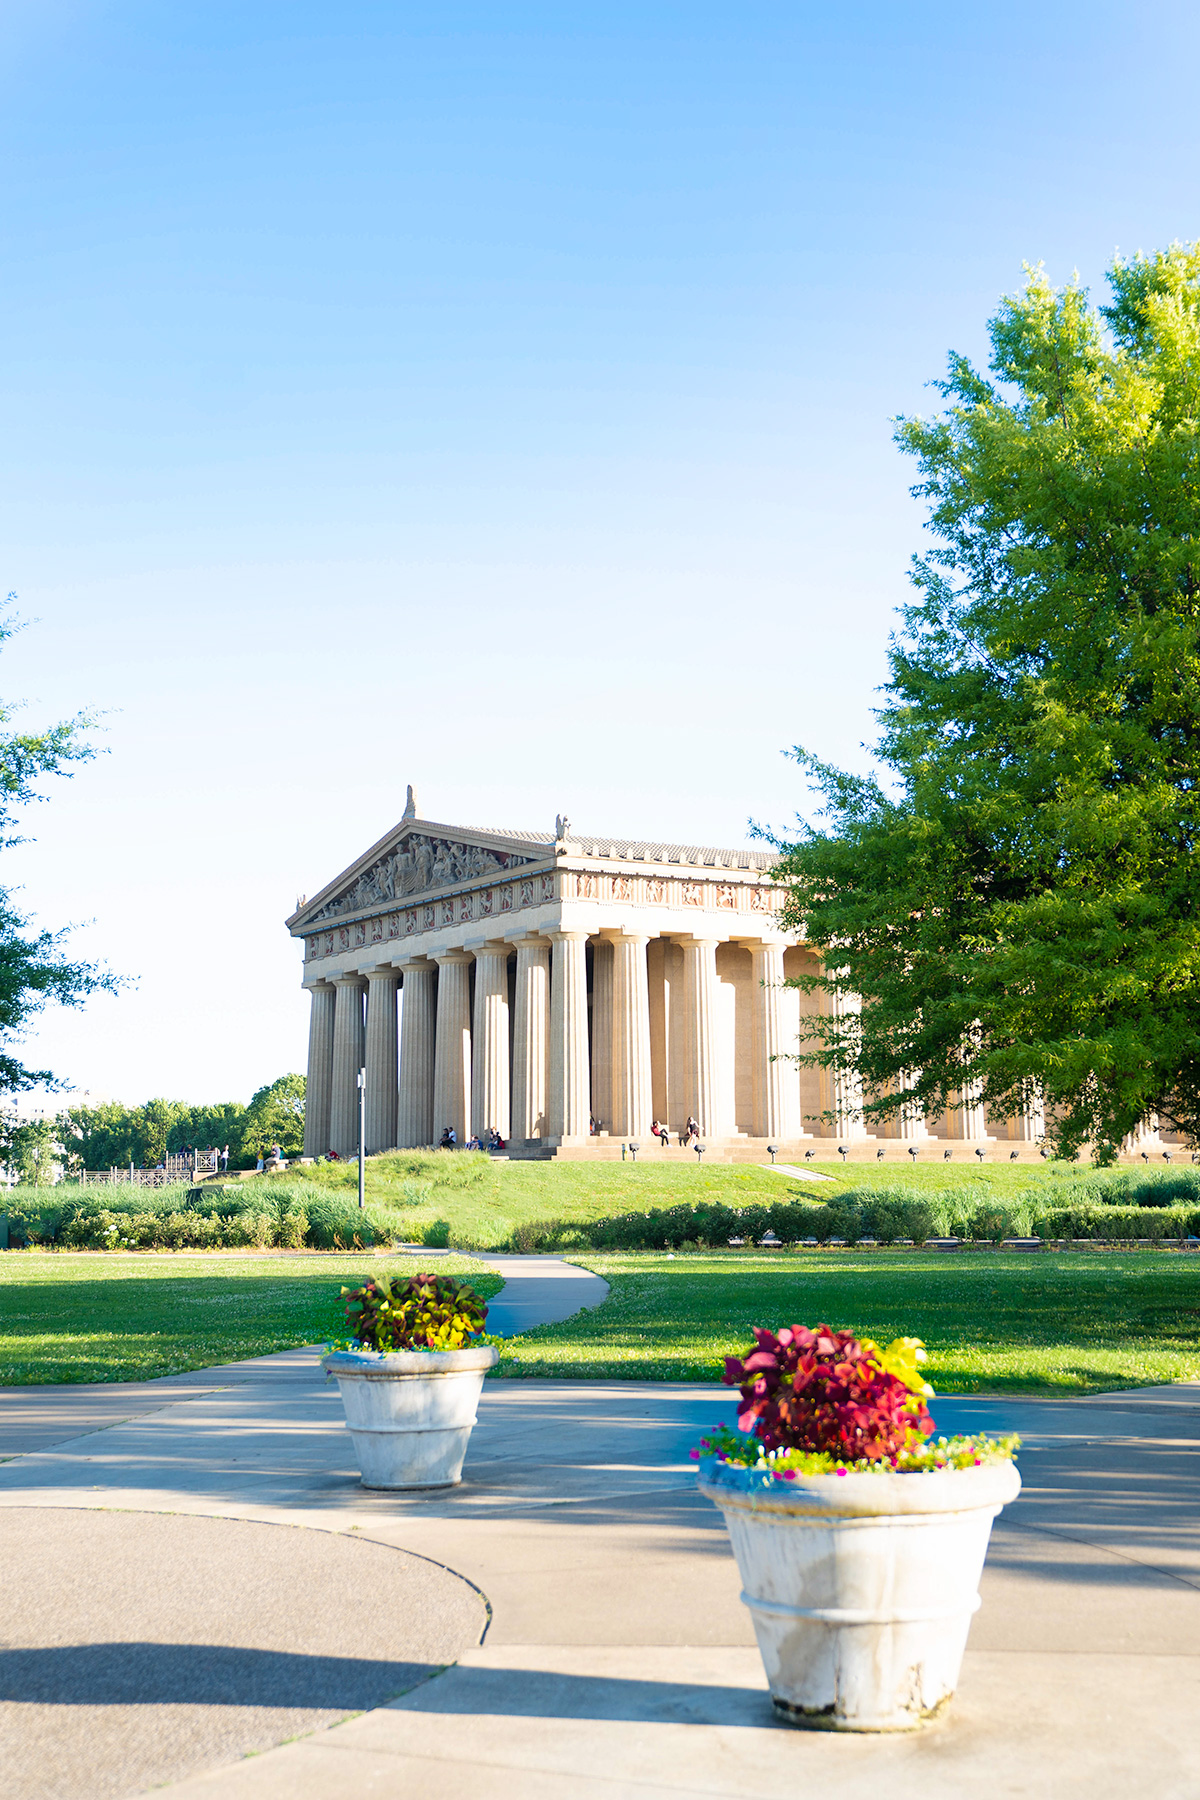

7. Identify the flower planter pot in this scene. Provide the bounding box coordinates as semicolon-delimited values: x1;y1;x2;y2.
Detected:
698;1455;1020;1731
323;1345;498;1489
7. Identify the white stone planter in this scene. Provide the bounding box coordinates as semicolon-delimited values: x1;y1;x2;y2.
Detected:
698;1454;1020;1731
323;1345;499;1489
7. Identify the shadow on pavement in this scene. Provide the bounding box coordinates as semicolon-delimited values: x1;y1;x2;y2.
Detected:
0;1642;441;1709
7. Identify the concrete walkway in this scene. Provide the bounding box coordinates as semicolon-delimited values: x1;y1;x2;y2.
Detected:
0;1259;1198;1798
479;1253;609;1336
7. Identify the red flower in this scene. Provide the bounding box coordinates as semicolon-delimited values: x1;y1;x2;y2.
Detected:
723;1323;933;1463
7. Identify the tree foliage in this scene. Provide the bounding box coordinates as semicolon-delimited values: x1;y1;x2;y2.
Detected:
241;1072;306;1158
58;1079;304;1171
771;245;1200;1159
0;1114;57;1184
0;609;116;1095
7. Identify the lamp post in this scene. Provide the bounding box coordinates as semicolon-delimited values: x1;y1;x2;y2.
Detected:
767;1145;778;1165
694;1142;705;1164
908;1145;919;1163
837;1145;848;1163
629;1143;639;1163
357;1066;366;1210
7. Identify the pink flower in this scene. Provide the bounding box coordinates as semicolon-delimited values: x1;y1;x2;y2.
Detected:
689;1448;699;1460
835;1467;847;1477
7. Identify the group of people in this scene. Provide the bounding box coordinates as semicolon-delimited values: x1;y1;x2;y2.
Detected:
651;1117;700;1148
438;1126;506;1153
588;1116;702;1147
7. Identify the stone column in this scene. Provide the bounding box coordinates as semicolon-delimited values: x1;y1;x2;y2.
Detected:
820;982;870;1141
894;1070;933;1141
945;1079;992;1140
548;930;590;1141
329;974;365;1158
432;952;473;1144
748;942;800;1141
397;959;437;1148
471;945;511;1140
511;935;551;1140
681;938;722;1138
302;982;335;1157
590;938;614;1133
1007;1089;1045;1142
363;967;399;1153
610;933;653;1137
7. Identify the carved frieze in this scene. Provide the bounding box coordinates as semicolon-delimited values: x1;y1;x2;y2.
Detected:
304;864;782;961
310;832;541;923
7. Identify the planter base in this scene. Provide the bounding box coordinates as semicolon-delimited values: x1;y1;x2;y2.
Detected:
354;1423;476;1490
700;1457;1020;1733
323;1346;498;1490
772;1688;954;1733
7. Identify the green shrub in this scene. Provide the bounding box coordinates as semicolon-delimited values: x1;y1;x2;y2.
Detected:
1033;1203;1200;1240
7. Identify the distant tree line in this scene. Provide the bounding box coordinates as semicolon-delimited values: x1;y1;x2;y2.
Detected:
51;1073;306;1174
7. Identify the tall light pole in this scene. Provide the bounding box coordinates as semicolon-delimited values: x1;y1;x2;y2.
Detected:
357;1066;366;1210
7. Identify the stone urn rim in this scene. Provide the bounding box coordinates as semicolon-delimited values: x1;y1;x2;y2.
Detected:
322;1345;499;1378
697;1453;1021;1518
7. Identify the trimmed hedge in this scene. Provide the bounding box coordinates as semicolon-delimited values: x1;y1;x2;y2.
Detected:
1031;1204;1200;1241
497;1188;1200;1252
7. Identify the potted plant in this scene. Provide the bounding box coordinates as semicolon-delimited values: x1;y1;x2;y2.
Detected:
695;1323;1019;1732
322;1272;497;1490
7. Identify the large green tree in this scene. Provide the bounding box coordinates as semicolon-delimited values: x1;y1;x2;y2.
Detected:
241;1072;306;1159
771;245;1200;1160
0;610;115;1094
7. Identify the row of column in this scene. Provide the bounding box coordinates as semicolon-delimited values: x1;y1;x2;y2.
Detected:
305;932;797;1159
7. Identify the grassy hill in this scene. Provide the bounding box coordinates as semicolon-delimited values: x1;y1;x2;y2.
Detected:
243;1150;1183;1251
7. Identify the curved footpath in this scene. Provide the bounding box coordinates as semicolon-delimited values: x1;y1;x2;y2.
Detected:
0;1255;1197;1800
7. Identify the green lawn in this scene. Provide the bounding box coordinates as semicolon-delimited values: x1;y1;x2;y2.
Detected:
491;1251;1200;1394
0;1252;502;1385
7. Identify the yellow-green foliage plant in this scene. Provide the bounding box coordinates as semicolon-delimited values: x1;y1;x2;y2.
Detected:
334;1271;489;1352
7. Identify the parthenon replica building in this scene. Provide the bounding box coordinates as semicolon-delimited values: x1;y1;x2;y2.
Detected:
287;793;1047;1161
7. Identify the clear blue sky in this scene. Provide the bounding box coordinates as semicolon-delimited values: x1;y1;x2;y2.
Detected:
3;1;1198;1102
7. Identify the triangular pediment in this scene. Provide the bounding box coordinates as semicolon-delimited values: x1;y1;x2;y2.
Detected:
289;819;554;929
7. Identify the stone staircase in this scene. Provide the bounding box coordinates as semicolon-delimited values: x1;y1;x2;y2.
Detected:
505;1136;1048;1166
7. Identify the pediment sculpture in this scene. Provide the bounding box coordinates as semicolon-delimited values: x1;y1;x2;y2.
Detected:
310;833;541;922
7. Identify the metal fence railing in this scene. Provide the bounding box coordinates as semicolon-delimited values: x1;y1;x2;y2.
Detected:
72;1151;223;1188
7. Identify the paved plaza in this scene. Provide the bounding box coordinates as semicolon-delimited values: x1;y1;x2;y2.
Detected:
0;1257;1198;1799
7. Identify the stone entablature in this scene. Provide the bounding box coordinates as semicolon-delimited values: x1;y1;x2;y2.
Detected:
301;864;784;964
